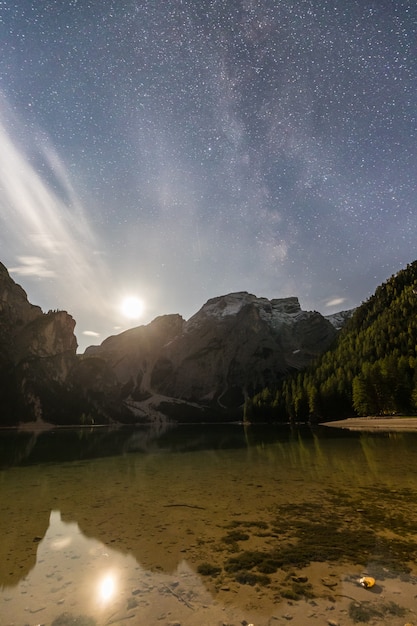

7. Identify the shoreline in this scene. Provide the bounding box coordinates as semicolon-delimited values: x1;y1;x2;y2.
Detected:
323;416;417;431
3;417;417;433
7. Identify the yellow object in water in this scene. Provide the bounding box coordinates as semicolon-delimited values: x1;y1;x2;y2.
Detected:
359;576;375;588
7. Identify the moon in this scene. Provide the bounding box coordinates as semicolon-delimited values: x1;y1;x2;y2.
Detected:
120;296;144;319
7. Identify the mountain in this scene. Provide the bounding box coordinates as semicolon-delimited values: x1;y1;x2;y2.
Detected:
0;262;349;426
84;292;339;421
248;261;417;422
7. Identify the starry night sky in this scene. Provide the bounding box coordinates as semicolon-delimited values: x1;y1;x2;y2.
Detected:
0;0;416;351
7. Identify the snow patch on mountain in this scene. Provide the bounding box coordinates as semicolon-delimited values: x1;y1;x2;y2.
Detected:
325;309;355;330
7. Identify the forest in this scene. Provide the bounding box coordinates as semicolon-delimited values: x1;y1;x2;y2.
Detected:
245;261;417;423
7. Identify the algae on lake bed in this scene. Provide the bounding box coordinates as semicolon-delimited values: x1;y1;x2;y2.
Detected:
348;600;407;623
196;484;417;592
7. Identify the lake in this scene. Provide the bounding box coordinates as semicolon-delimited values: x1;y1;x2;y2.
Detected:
1;423;417;626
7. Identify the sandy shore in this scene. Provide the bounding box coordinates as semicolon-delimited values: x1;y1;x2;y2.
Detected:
323;416;417;431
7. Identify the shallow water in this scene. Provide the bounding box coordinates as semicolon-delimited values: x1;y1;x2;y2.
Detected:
1;423;417;625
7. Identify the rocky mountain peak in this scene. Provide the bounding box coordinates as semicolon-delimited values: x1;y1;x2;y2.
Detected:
270;296;301;315
0;262;42;327
186;292;302;330
186;292;257;327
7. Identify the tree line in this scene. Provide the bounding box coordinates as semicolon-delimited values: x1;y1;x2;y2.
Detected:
245;261;417;422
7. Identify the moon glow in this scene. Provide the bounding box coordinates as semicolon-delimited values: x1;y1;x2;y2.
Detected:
120;296;144;319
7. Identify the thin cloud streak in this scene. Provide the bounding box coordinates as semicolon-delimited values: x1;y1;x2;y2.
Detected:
9;256;57;278
0;101;109;330
82;330;101;338
325;298;347;308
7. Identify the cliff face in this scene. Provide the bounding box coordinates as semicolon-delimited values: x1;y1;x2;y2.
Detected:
0;262;42;366
0;263;79;424
0;263;136;426
85;292;339;420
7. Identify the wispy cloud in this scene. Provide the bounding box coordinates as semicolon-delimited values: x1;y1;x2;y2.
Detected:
82;330;101;337
325;297;346;308
9;256;56;277
0;97;110;331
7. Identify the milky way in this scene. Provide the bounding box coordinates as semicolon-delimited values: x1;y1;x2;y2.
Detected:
0;1;416;351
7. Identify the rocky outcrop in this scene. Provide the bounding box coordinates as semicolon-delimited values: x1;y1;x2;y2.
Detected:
85;292;339;420
0;263;129;426
0;263;79;424
0;261;42;367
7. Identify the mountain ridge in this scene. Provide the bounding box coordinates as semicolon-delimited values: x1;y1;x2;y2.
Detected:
83;291;341;421
0;261;352;426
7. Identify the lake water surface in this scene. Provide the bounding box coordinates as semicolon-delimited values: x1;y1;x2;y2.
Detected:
1;423;417;626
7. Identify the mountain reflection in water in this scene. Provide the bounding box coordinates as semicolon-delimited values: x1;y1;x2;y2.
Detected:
1;508;217;625
2;424;417;625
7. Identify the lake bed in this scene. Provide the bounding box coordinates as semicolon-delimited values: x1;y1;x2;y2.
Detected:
1;424;417;625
